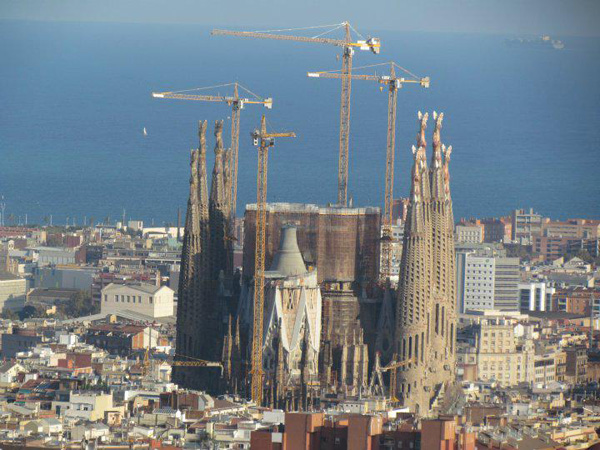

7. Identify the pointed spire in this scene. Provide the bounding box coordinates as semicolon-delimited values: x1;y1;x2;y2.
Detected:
175;145;203;379
407;146;425;233
443;144;455;228
209;120;231;285
222;148;232;215
415;112;431;204
198;120;210;214
416;111;428;149
210;120;227;209
430;112;445;201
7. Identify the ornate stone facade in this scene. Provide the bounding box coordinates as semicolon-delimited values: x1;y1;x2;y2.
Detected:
235;225;322;408
394;112;456;416
174;120;234;392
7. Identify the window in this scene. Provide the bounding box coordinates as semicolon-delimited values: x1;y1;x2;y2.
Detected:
114;295;118;302
149;297;153;304
104;295;108;302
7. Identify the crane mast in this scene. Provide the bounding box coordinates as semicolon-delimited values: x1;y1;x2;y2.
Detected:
308;62;429;280
212;22;380;207
338;23;353;206
382;65;399;282
249;115;296;405
230;83;242;220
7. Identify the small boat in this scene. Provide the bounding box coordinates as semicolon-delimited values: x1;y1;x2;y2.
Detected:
143;127;148;136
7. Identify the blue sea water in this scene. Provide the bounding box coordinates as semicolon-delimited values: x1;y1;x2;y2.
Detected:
1;21;599;226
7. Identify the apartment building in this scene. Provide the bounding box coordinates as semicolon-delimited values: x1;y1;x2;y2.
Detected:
511;208;543;245
519;281;556;312
456;244;520;312
456;223;484;244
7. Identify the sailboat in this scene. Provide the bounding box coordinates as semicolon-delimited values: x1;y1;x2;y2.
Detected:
143;127;148;137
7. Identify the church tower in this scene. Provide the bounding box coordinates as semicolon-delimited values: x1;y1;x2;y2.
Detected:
174;121;212;387
394;112;456;415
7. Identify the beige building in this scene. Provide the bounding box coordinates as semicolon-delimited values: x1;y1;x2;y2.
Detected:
101;283;174;318
541;218;600;239
474;318;535;386
54;391;124;421
533;349;557;386
456;224;484;244
459;313;573;388
0;272;27;311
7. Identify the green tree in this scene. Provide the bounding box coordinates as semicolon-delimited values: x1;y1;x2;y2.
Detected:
0;308;18;320
59;290;98;318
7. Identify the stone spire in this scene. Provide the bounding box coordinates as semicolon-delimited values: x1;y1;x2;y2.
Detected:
198;120;210;219
395;115;434;416
428;112;455;388
442;143;457;369
174;122;208;386
430;112;445;202
222;148;232;218
394;112;458;416
174;120;216;391
209;120;231;285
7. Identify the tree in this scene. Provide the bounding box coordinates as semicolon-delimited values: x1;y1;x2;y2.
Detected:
19;305;43;321
505;244;532;260
1;308;18;320
58;290;99;318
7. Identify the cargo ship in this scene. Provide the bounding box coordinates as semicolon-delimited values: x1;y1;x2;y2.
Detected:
506;35;564;50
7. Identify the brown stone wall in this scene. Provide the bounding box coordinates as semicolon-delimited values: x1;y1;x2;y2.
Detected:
243;205;380;284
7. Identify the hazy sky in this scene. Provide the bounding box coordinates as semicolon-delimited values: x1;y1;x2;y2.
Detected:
2;0;599;37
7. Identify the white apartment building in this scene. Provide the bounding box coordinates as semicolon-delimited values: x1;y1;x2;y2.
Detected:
456;245;520;313
519;281;556;312
456;224;484;244
101;283;174;318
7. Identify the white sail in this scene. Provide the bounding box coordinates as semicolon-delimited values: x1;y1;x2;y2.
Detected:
143;127;148;136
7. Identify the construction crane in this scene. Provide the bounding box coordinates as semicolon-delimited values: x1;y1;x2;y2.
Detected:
171;356;223;369
384;354;415;402
308;62;429;280
249;115;296;405
152;83;273;220
369;351;415;401
212;22;380;207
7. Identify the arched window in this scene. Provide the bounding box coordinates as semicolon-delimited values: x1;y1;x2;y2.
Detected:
415;334;419;362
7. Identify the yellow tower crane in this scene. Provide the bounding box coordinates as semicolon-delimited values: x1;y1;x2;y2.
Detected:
369;351;414;401
308;62;429;281
249;115;296;405
212;22;380;207
383;355;415;402
152;83;273;220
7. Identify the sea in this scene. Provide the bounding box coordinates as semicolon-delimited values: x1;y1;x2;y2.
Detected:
1;20;599;226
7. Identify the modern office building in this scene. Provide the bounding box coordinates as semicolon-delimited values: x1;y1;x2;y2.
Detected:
456;244;520;313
